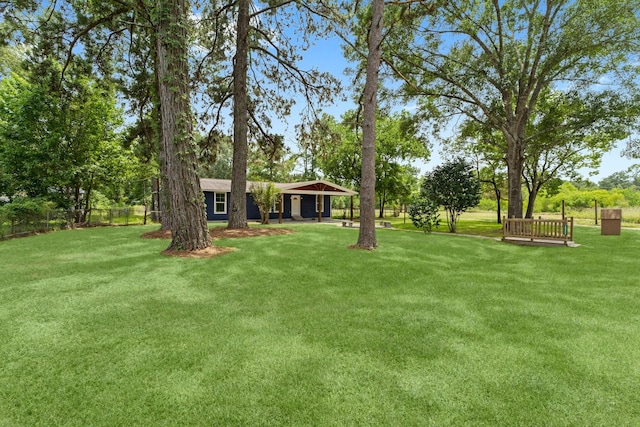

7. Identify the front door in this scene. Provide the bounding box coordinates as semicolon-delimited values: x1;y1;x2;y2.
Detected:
291;195;301;217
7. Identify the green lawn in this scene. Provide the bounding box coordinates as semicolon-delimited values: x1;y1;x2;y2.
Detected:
1;224;639;426
390;216;505;238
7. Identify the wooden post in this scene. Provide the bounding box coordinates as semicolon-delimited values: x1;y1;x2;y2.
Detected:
278;194;283;224
530;217;535;242
350;196;354;221
570;217;574;241
502;216;506;239
317;195;322;223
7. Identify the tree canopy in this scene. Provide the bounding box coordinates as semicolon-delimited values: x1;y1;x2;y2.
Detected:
599;166;640;190
451;87;639;218
0;55;132;217
3;0;640;250
308;110;429;217
379;0;640;218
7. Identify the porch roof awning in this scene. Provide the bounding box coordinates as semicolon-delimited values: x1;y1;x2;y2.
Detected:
200;178;357;196
275;180;357;196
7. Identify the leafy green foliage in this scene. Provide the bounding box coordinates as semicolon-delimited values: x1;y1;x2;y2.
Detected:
422;158;481;232
0;197;58;238
408;198;440;233
0;45;27;79
296;113;343;181
599;165;640;190
0;64;130;213
450;85;640;219
249;182;281;224
197;131;233;179
313;110;429;217
0;197;54;224
315;114;362;187
378;0;640;218
248;134;295;182
535;182;640;212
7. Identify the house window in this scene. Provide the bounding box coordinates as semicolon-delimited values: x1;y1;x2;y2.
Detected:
214;192;226;214
269;194;282;213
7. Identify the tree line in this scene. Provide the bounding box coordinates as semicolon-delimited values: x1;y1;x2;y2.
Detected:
1;0;639;252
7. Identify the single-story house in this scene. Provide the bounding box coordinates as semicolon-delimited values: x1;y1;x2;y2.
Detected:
200;178;358;222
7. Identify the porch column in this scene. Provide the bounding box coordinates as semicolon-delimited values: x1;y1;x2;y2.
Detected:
317;194;322;223
278;193;283;224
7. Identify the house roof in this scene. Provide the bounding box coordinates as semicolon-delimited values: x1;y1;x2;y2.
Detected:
200;178;357;196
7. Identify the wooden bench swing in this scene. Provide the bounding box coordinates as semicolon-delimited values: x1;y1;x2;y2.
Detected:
502;216;574;246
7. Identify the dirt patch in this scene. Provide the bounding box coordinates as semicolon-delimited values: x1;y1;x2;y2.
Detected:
141;226;295;240
209;226;295;239
161;246;236;258
142;226;296;259
141;229;172;239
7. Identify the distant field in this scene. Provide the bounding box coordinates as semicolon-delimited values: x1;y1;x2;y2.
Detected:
335;208;640;230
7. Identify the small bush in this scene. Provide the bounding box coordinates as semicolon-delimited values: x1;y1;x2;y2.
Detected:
421;158;481;232
1;198;55;225
250;183;281;224
408;199;440;233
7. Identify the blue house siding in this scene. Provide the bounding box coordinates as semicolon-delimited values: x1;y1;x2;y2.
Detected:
204;191;331;221
246;194;261;220
299;194;331;218
204;191;230;221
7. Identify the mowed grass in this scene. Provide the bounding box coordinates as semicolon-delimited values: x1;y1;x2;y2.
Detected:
1;224;640;426
390;216;504;238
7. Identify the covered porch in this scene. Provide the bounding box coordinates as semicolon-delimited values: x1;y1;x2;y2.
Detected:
273;180;358;223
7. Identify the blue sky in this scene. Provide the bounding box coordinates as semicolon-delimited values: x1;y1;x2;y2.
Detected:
273;34;638;183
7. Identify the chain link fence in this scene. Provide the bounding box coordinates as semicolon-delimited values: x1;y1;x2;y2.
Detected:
0;207;156;240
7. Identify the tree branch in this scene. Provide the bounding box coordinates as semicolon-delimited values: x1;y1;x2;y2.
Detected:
61;6;130;82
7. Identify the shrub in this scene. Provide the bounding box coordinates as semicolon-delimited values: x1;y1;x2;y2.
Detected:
1;198;54;225
422;158;481;232
250;183;281;224
408;199;440;233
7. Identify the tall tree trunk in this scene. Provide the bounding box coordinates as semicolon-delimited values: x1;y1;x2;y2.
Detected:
493;184;501;224
157;140;172;231
156;0;211;251
83;173;93;222
74;184;82;223
525;174;543;219
355;0;384;250
525;186;538;219
524;161;546;219
151;29;171;232
505;135;525;219
228;0;250;230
